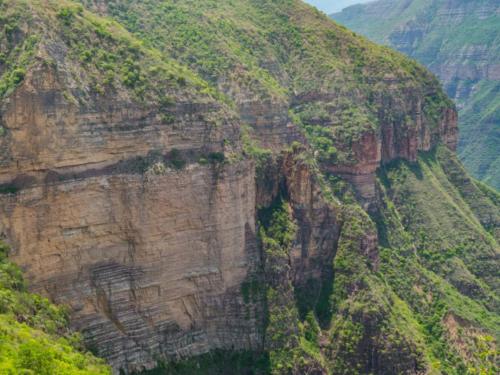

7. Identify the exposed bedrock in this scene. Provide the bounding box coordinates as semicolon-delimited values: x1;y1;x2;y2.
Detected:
0;161;260;372
0;63;261;373
333;0;498;189
259;153;342;283
331;102;457;207
0;26;457;375
0;62;239;183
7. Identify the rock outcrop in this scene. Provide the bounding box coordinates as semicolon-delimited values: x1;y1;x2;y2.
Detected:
0;1;494;374
333;0;500;189
1;161;260;371
330;92;457;206
0;55;260;371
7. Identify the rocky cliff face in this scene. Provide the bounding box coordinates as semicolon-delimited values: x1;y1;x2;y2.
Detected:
1;161;259;371
0;65;237;183
385;1;500;100
321;85;457;206
0;1;496;374
0;34;260;372
333;0;500;190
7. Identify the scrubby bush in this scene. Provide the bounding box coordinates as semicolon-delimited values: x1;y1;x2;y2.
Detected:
57;5;83;25
208;152;225;163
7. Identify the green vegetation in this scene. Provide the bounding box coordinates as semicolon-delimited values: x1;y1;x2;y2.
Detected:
459;80;500;189
380;148;499;306
78;0;450;155
373;147;499;373
79;0;288;100
259;199;329;374
0;0;497;373
167;149;186;170
0;185;18;195
238;147;498;374
0;0;38;98
52;0;222;105
323;203;434;374
0;242;111;374
247;146;498;374
0;0;232;122
136;350;270;375
334;0;500;189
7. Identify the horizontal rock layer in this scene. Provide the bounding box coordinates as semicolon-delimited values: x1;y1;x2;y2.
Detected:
0;1;462;373
0;161;259;372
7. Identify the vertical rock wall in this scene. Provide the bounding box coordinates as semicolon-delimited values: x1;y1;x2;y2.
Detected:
0;162;260;372
0;62;261;373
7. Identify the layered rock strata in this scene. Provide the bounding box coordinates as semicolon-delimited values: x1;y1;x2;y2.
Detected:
0;0;464;373
0;54;260;372
0;159;260;372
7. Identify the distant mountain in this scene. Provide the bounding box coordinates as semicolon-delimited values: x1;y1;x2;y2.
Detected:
334;0;500;190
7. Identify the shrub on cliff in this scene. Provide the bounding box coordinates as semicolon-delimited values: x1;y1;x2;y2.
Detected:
0;242;111;374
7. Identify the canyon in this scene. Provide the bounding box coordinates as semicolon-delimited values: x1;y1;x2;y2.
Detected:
0;1;498;374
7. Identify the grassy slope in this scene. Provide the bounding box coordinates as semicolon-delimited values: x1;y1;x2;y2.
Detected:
78;0;432;90
0;0;231;113
332;0;436;45
247;147;499;374
373;147;499;373
79;0;450;161
0;242;111;374
459;80;500;189
381;148;499;297
0;0;38;99
333;0;500;190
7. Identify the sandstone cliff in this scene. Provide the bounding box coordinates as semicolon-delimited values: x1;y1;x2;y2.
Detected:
0;1;497;374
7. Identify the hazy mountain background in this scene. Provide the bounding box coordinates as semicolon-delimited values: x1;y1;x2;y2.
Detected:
305;0;372;13
333;0;500;190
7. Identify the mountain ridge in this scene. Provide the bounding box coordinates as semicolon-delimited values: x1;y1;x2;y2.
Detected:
0;0;497;374
333;0;500;190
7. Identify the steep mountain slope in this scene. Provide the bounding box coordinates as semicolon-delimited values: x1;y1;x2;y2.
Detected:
0;0;497;374
333;0;500;190
79;0;457;198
